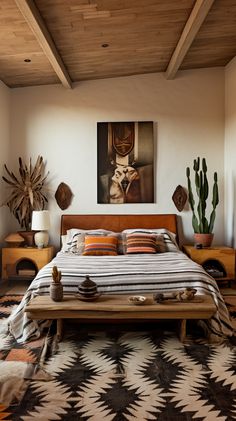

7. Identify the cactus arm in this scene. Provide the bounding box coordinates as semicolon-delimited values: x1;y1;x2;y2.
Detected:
192;214;200;233
186;168;195;211
186;158;218;234
195;168;200;197
212;172;219;208
202;157;207;173
209;172;219;233
186;167;199;232
203;172;209;201
193;157;200;171
208;210;216;234
197;171;204;232
202;217;209;233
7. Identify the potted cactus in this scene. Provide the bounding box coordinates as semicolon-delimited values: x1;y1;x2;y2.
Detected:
186;157;219;247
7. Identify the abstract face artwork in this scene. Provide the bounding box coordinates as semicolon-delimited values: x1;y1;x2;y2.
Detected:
97;122;154;204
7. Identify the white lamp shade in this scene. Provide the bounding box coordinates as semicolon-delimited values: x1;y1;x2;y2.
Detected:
32;210;50;248
31;210;50;230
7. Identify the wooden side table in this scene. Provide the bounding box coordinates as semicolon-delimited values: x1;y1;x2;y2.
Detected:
1;246;54;281
182;245;235;286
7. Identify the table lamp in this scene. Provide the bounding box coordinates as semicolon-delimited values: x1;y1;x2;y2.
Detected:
31;210;50;248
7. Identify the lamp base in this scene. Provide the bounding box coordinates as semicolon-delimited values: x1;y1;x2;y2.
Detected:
34;231;49;248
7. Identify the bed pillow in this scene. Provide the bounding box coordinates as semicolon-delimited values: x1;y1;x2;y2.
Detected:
61;229;85;253
125;233;157;254
82;235;118;256
122;228;179;252
60;235;68;252
62;229;116;254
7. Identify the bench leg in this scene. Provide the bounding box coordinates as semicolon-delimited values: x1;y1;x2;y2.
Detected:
179;319;186;342
57;319;63;341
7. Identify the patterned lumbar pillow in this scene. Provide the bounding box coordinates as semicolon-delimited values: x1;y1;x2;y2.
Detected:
126;233;157;254
82;235;118;256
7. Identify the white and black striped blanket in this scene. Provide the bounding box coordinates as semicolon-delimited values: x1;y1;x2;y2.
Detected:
9;251;233;343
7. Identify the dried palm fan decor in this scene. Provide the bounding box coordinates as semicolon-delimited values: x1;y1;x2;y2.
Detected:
2;156;49;231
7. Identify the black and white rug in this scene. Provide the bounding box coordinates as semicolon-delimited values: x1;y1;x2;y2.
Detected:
4;323;236;421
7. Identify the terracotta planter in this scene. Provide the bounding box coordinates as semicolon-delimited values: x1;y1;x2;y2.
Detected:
194;233;214;248
18;231;36;247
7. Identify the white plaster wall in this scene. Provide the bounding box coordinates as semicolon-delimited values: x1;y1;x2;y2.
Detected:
225;57;236;247
10;68;225;247
0;81;10;244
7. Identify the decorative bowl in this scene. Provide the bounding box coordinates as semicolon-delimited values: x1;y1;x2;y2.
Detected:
78;275;98;297
4;232;25;248
128;295;147;305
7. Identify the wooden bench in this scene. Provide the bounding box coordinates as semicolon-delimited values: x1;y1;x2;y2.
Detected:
25;294;216;342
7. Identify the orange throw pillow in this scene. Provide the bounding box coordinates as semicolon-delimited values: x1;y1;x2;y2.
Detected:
82;235;118;256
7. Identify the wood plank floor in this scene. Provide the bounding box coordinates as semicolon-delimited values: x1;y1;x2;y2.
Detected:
0;278;30;295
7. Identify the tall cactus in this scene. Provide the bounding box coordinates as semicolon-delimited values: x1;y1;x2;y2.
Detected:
186;157;219;233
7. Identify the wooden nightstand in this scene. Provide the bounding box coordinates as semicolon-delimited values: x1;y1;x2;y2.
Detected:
1;246;54;281
182;245;235;286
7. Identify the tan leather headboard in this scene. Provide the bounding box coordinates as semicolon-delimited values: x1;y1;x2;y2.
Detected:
61;214;178;240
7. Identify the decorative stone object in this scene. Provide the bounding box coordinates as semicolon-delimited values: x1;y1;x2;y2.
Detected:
55;182;73;210
153;287;197;303
78;275;98;298
172;185;187;212
50;266;63;302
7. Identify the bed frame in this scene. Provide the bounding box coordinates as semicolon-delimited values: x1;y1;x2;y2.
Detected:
18;211;223;343
61;214;178;239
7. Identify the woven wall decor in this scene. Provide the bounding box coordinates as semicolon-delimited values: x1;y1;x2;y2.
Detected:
172;185;187;212
55;182;73;210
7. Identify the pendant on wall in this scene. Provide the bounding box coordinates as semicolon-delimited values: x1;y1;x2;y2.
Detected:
172;185;187;212
55;182;73;210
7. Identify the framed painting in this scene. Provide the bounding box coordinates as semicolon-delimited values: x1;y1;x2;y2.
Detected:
97;121;154;204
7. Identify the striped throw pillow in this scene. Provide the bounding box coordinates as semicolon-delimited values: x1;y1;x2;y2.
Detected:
82;235;118;256
126;233;157;254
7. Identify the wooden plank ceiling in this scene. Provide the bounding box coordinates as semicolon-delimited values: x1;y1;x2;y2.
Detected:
0;0;236;88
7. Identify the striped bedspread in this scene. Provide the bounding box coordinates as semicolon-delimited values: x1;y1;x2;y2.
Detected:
9;250;233;343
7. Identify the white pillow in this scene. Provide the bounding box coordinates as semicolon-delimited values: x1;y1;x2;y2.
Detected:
60;234;68;252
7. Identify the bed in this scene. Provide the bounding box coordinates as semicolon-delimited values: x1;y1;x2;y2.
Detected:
9;214;233;343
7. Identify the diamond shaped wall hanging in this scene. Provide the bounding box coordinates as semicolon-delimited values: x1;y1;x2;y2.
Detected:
55;182;73;210
172;185;187;212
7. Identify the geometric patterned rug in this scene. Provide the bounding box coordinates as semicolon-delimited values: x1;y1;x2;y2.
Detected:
0;295;48;419
1;296;236;420
0;295;24;320
224;295;236;331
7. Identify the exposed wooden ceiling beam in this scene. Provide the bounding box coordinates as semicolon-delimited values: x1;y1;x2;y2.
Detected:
14;0;72;88
165;0;215;80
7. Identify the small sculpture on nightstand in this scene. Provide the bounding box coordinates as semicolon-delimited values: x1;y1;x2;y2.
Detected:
50;265;63;301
